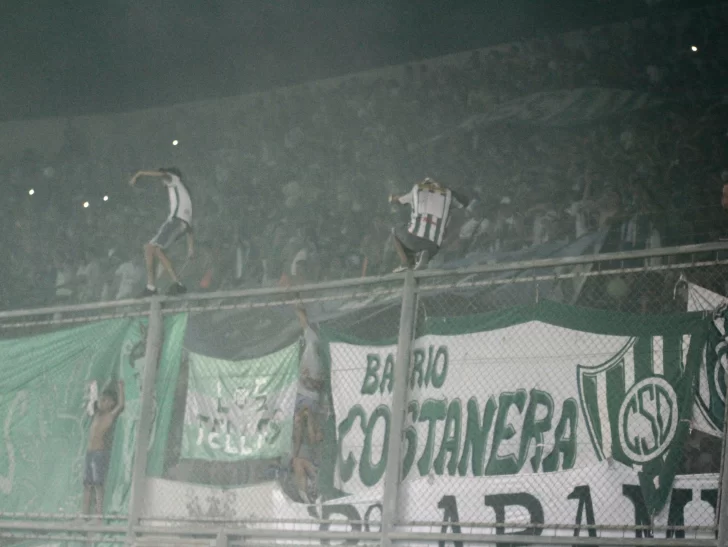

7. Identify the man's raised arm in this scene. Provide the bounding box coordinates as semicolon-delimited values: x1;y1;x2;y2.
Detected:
295;304;310;330
129;170;166;186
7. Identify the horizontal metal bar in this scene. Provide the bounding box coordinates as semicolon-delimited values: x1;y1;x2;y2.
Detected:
387;531;716;546
0;310;150;329
418;259;728;294
134;515;717;532
0;510;126;519
2;242;726;319
217;527;382;540
0;520;717;546
214;526;720;546
413;241;728;282
0;531;125;543
0;299;151;320
161;286;400;316
0;520;127;533
400;520;714;532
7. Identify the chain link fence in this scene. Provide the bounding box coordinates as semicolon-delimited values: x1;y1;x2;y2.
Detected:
0;245;726;546
397;248;728;545
140;278;404;546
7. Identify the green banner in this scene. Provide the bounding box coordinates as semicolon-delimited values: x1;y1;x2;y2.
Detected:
113;313;187;487
181;343;298;461
0;314;186;516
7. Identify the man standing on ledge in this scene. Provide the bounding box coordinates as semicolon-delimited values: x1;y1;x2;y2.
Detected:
389;178;469;272
129;167;194;296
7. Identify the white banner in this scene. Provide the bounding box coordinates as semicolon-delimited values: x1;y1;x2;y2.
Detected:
329;309;704;520
139;468;717;542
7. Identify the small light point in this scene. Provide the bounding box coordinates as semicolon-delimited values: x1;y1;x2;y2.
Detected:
83;201;89;208
28;189;35;195
691;45;698;52
172;140;179;146
103;195;109;202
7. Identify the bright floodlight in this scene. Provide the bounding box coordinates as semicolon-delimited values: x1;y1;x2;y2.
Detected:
691;45;698;52
83;201;89;208
172;139;179;146
28;189;34;195
103;195;109;202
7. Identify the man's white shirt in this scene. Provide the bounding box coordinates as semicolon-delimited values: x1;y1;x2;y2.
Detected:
164;174;193;225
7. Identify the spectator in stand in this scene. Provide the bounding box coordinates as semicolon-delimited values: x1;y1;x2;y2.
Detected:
524;201;560;247
53;253;75;305
281;227;320;286
113;252;145;300
454;201;487;255
360;216;393;276
389;178;469;272
75;249;103;303
2;5;728;308
491;196;524;252
232;231;251;287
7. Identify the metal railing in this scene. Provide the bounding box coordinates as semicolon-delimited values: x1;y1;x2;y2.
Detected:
0;242;727;546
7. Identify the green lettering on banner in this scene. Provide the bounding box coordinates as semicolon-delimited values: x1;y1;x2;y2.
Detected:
518;389;554;472
337;405;366;483
380;355;394;394
458;396;497;477
543;398;578;471
485;390;527;475
410;349;426;388
429;346;449;389
360;405;390;487
362;355;381;395
417;399;447;475
402;401;420;479
434;399;462;475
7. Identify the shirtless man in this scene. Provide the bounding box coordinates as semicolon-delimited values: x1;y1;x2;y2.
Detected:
83;381;125;515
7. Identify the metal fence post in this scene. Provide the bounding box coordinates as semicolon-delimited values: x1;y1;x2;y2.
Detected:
215;529;229;547
381;271;417;547
126;298;164;543
717;380;728;546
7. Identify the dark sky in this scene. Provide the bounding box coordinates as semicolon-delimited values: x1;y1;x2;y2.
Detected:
0;0;717;122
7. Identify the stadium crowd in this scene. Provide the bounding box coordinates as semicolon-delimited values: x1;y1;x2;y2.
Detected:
1;3;727;310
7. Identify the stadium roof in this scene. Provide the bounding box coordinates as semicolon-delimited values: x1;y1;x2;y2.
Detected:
0;0;720;122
